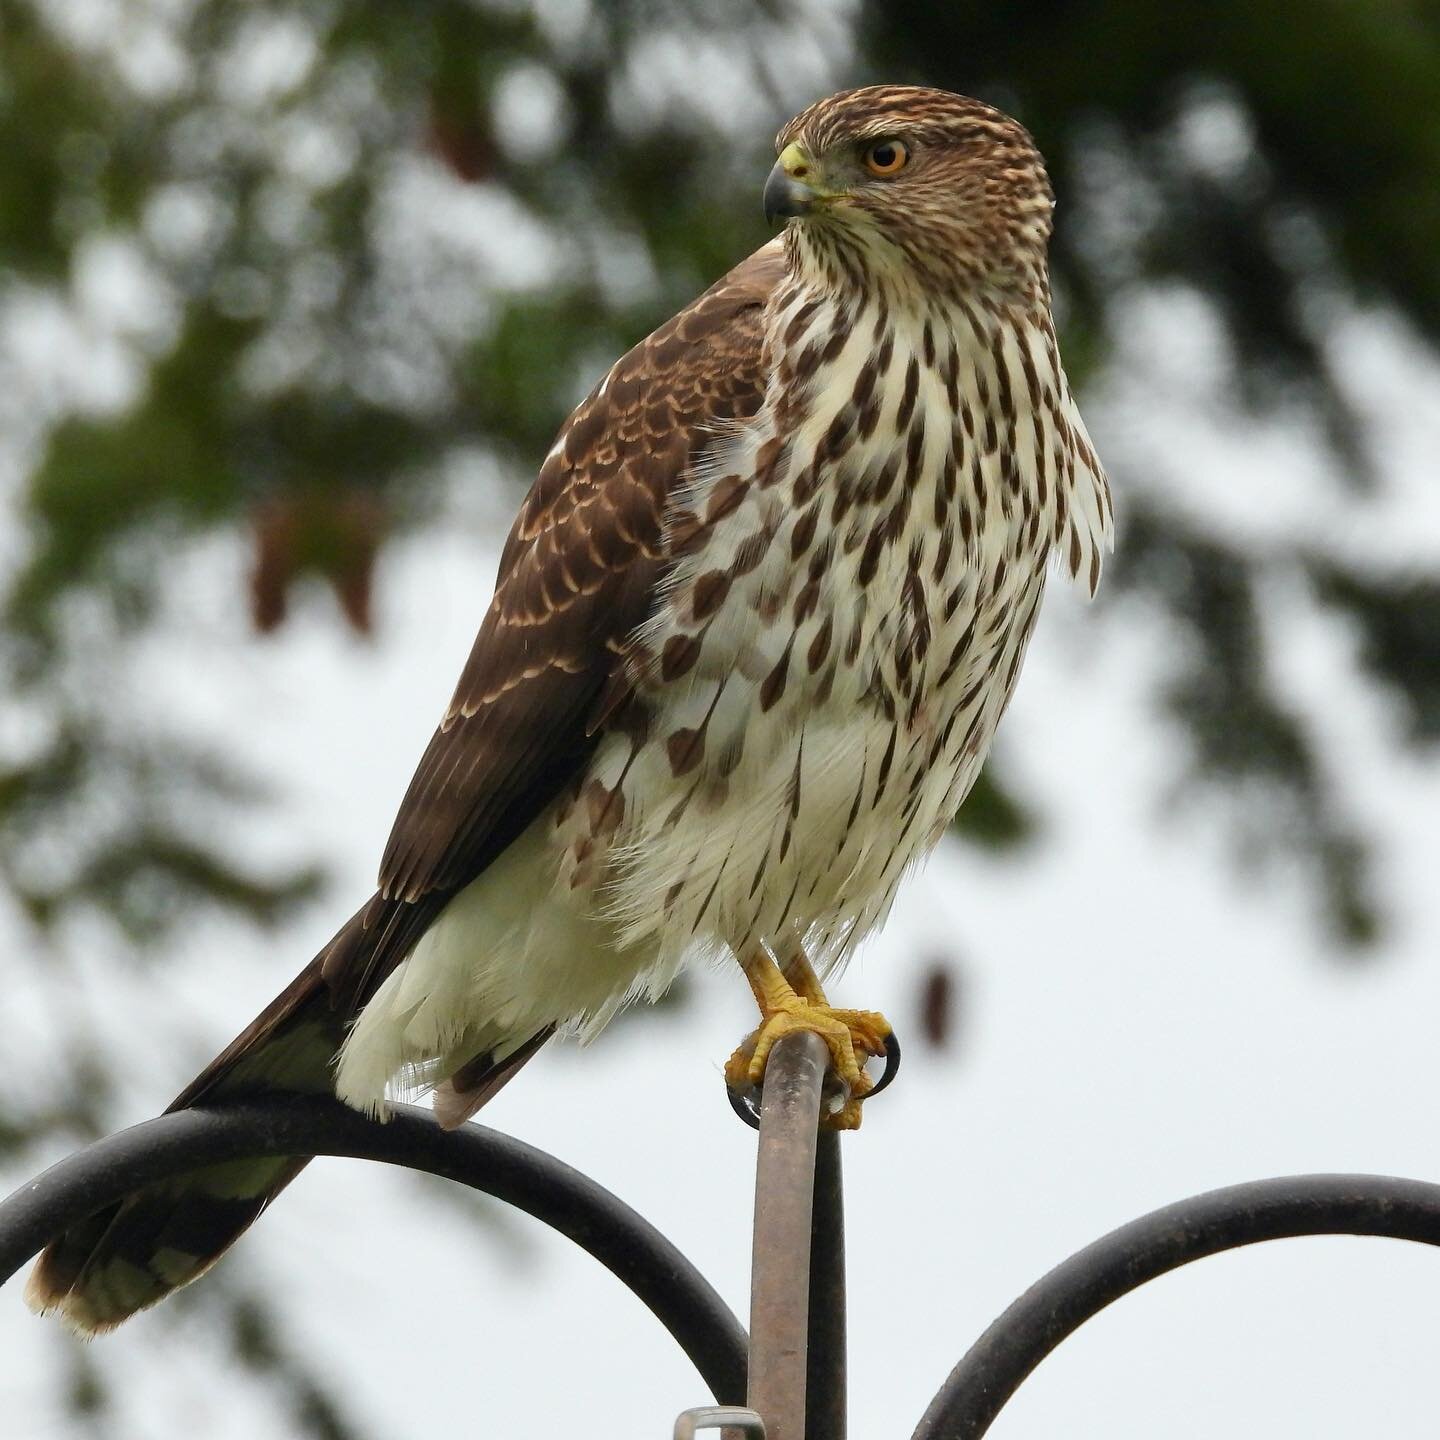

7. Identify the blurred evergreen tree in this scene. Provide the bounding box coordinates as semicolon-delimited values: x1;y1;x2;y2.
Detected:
1;1;1438;1433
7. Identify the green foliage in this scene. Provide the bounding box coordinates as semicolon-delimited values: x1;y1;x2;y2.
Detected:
229;1291;363;1440
1114;502;1379;944
0;5;150;275
1311;562;1440;744
950;768;1035;851
11;309;258;643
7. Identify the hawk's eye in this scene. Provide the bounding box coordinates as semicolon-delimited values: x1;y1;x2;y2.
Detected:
863;139;909;177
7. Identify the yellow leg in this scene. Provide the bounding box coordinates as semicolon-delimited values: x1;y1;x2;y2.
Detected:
725;945;892;1130
780;943;831;1005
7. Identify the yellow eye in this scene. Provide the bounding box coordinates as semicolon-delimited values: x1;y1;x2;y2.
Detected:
863;139;909;177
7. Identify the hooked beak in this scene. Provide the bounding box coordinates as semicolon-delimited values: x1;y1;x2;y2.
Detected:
764;162;818;226
763;142;828;227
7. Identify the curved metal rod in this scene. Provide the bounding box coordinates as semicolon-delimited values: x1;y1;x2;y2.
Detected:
913;1172;1440;1440
0;1097;748;1406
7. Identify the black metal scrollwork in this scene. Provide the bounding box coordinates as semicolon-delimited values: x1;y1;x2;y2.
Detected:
5;1076;1439;1439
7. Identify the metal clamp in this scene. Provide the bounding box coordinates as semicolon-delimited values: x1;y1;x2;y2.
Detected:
673;1405;766;1439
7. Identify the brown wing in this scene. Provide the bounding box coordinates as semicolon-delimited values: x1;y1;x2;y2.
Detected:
320;242;784;1009
27;246;785;1334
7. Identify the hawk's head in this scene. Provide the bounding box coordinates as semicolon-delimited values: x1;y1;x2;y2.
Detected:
767;86;1053;295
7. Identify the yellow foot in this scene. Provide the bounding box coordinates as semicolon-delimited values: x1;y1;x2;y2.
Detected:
724;997;893;1130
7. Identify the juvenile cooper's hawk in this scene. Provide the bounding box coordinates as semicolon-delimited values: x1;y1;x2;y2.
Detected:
29;85;1111;1332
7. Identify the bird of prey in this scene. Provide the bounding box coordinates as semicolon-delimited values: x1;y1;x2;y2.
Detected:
28;84;1111;1333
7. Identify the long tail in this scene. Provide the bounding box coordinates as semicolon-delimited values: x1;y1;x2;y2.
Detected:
25;904;548;1334
25;963;340;1334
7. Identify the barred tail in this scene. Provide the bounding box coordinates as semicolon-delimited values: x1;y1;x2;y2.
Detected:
25;896;550;1334
25;963;342;1335
24;1155;312;1334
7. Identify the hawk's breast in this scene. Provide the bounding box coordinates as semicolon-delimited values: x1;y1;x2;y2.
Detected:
557;282;1094;978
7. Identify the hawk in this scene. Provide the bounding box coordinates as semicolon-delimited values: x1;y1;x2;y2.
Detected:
28;85;1111;1333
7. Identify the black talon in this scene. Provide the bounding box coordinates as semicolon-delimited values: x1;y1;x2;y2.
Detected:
866;1030;901;1098
728;1082;763;1129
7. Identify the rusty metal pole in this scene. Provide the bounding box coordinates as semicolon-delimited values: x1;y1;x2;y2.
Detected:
746;1029;831;1440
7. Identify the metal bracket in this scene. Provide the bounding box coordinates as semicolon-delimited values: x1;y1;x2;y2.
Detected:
673;1405;766;1439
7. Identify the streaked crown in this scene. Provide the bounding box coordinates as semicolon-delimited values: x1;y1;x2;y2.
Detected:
774;85;1054;295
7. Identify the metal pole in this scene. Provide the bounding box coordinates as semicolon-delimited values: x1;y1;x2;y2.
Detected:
805;1130;845;1440
747;1030;830;1440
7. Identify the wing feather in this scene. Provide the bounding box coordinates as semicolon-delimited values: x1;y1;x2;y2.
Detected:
319;242;785;1009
